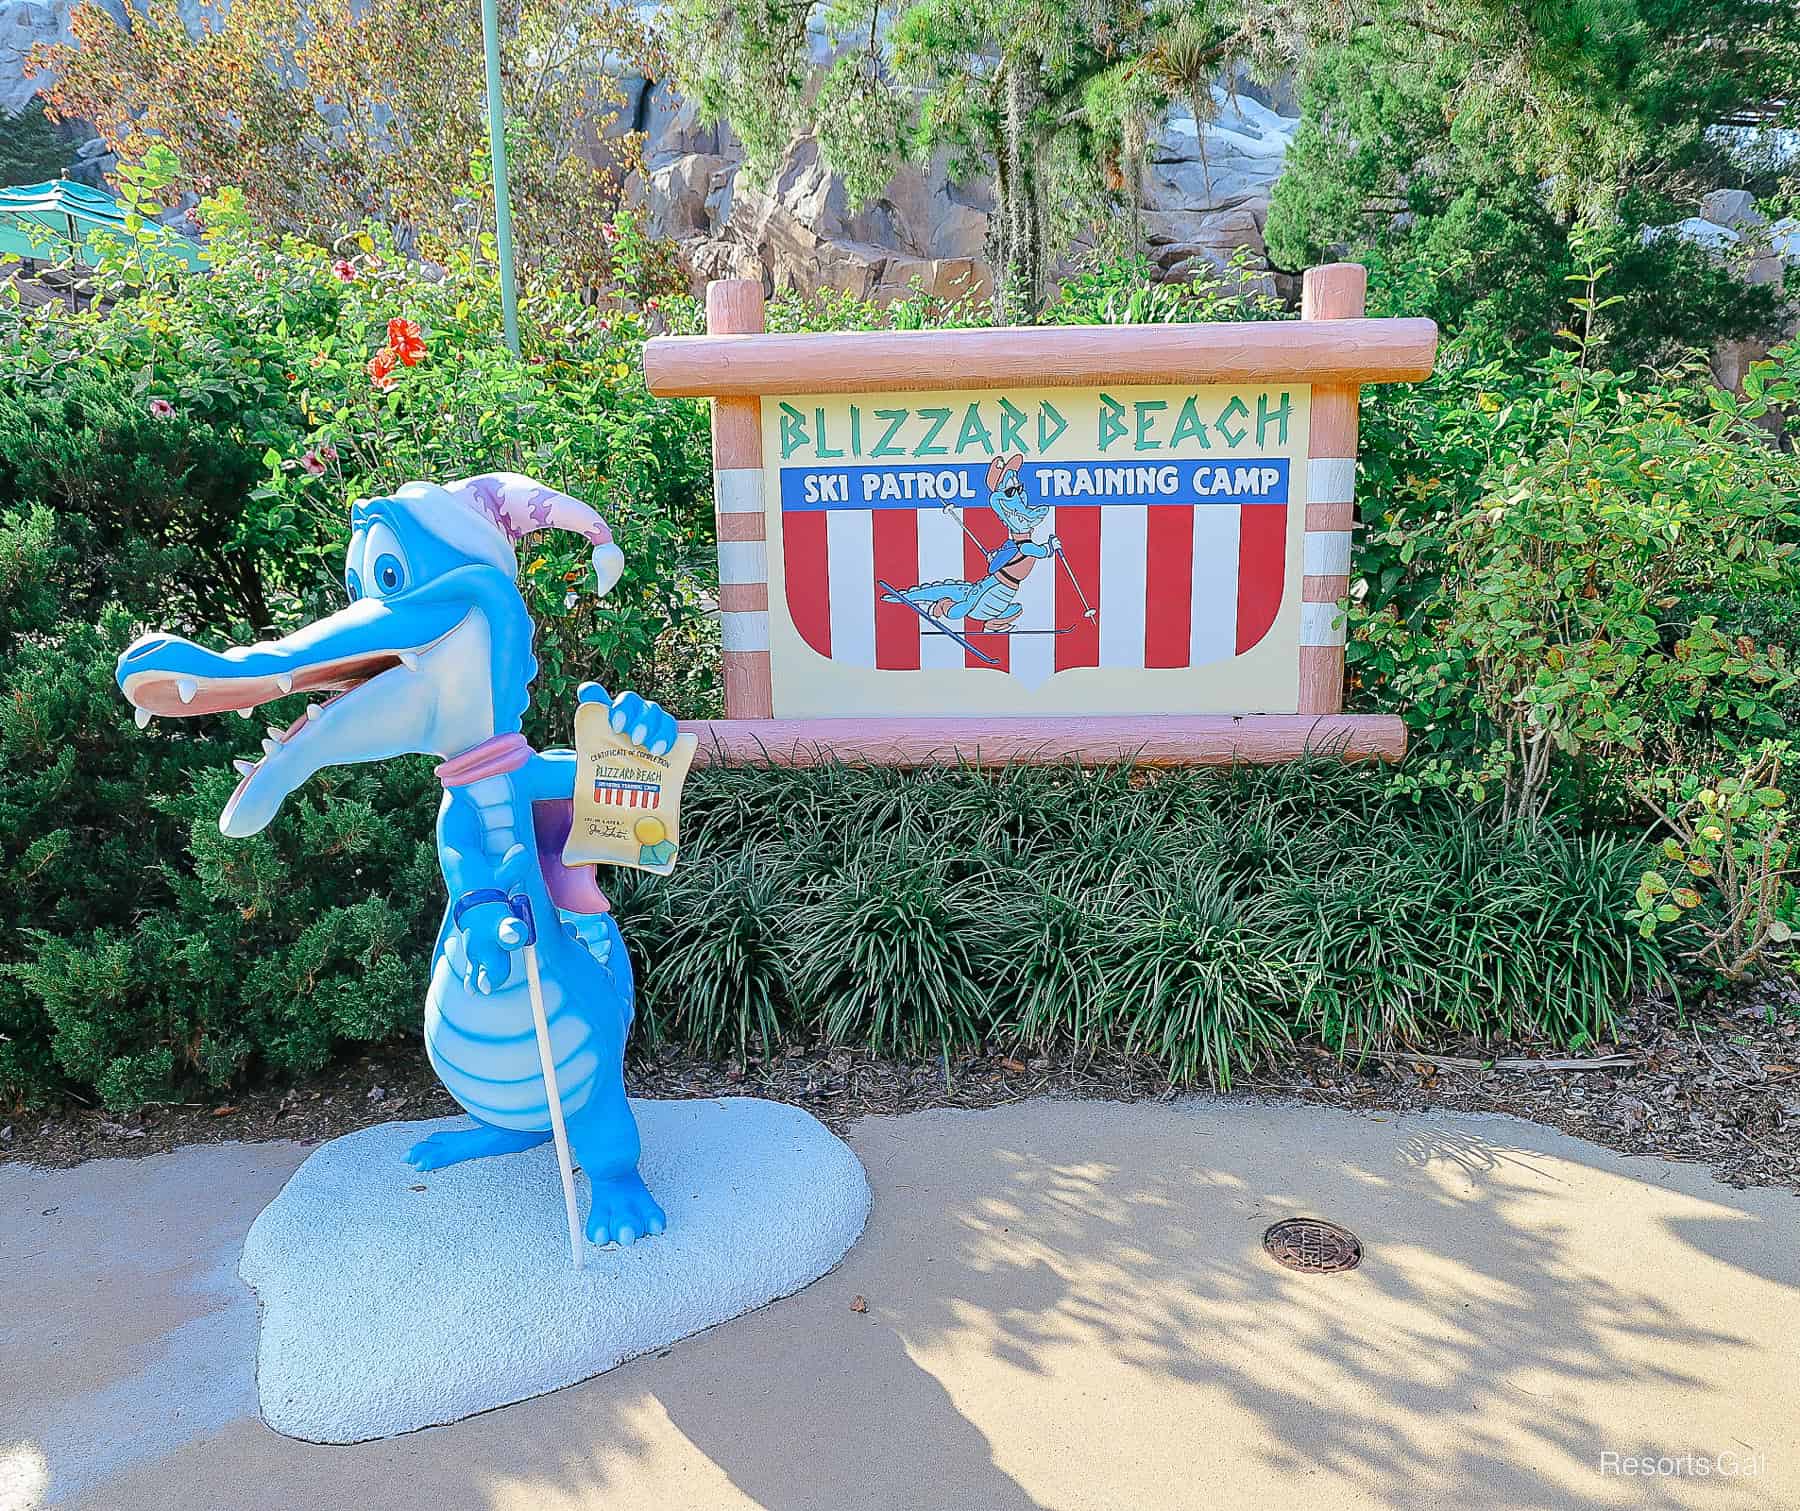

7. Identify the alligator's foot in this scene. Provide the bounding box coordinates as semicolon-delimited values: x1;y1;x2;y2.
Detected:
406;1123;551;1172
585;1169;666;1247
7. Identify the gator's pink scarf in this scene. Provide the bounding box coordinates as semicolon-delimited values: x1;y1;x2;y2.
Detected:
434;732;532;786
434;733;609;914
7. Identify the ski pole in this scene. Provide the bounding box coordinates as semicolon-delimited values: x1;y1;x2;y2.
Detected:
1053;542;1097;619
501;894;584;1270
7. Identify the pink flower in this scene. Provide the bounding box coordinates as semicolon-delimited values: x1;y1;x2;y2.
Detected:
300;449;328;476
147;398;175;419
320;443;339;462
331;259;356;282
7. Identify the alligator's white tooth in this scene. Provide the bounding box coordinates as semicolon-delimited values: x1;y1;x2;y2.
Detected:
276;673;293;693
305;703;322;722
176;678;197;704
262;737;280;756
233;758;257;776
237;707;255;719
134;706;152;728
266;724;285;742
399;651;419;671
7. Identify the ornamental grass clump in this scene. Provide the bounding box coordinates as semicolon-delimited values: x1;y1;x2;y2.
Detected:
611;760;1674;1086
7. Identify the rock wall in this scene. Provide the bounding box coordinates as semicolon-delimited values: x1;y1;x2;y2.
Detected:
1645;188;1800;389
630;79;1301;303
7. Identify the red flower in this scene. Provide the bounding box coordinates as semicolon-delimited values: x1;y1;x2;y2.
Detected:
147;398;175;419
367;347;399;390
300;448;328;476
386;318;425;366
331;259;356;282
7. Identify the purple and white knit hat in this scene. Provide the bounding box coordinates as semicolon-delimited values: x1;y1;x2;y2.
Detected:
443;472;625;596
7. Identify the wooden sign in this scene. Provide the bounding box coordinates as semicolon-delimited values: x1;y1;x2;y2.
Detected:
642;265;1436;768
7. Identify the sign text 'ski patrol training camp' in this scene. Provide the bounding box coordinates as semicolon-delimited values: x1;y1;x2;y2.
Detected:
642;267;1437;767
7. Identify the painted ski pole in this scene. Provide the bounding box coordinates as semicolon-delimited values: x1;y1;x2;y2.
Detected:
1053;540;1097;619
501;894;584;1269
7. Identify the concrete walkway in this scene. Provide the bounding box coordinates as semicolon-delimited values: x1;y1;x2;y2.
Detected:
2;1097;1795;1510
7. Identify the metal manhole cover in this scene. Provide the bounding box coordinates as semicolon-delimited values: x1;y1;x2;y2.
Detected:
1262;1218;1363;1274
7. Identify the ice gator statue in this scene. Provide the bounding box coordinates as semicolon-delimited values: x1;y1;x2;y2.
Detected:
116;474;676;1248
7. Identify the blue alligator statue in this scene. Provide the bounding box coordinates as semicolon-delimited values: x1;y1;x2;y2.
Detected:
117;473;676;1248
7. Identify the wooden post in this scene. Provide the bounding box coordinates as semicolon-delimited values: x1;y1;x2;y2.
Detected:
706;279;773;719
1298;263;1365;716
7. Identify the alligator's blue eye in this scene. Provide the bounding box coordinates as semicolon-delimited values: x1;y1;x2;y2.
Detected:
345;568;363;602
373;553;405;594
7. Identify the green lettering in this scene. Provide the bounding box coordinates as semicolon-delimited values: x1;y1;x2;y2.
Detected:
914;406;952;457
998;397;1028;454
1256;391;1291;447
1170;395;1211;449
872;408;909;459
1218;396;1250;448
1133;399;1167;451
1037;400;1068;452
779;402;809;461
814;406;843;459
957;402;994;454
1098;393;1127;452
850;404;862;457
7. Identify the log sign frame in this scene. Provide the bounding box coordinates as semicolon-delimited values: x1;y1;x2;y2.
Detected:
642;266;1436;768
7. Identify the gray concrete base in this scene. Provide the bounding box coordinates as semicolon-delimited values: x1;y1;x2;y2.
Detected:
242;1099;870;1443
3;1096;1796;1509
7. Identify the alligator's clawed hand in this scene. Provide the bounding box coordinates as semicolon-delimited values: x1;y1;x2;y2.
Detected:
577;682;678;756
457;898;524;994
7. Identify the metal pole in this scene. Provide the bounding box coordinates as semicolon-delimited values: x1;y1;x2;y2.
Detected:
480;0;521;357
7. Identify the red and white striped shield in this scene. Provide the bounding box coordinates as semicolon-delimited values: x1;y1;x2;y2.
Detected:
781;487;1286;688
593;778;662;809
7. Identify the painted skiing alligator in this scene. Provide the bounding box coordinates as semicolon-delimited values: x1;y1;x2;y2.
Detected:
117;474;676;1248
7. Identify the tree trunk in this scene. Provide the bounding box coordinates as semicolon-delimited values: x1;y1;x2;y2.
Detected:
995;52;1047;324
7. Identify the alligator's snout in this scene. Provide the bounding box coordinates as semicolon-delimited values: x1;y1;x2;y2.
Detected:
115;597;457;723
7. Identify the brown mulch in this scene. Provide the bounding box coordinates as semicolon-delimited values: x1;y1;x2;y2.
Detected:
4;986;1796;1193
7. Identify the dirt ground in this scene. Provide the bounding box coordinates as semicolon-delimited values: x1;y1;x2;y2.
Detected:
5;981;1797;1192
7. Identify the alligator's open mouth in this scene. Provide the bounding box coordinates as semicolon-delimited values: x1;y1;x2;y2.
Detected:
118;645;437;720
119;629;458;811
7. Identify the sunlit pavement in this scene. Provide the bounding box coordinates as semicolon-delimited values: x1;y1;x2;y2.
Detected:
4;1096;1795;1510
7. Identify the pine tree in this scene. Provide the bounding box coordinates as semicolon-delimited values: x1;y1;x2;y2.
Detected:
0;100;71;186
1264;0;1800;353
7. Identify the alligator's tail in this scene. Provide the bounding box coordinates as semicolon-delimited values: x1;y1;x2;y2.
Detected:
882;578;976;606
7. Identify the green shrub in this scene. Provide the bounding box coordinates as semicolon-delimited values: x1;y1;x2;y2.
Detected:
0;192;717;1111
1630;741;1797;981
1;189;1788;1111
0;602;442;1109
1350;302;1800;825
0;367;281;633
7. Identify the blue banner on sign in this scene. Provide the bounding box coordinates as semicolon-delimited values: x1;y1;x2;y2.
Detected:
780;459;1289;510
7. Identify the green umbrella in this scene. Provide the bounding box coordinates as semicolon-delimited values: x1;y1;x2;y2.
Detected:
0;178;206;270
